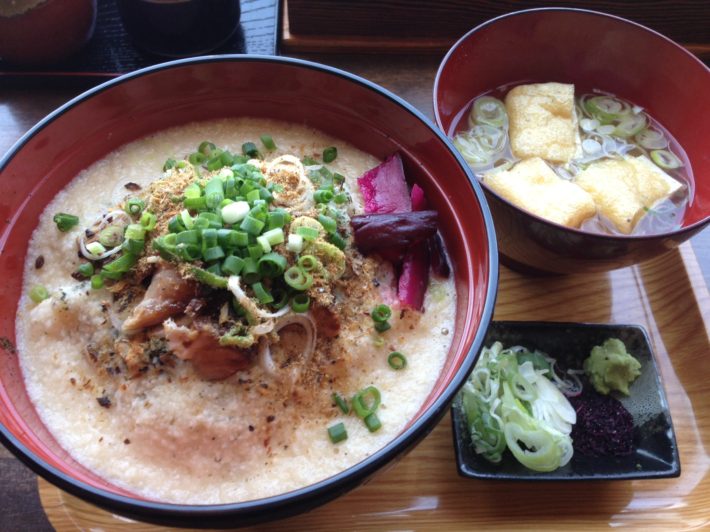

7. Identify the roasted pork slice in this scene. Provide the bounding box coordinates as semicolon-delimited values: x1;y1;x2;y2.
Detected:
122;265;197;333
163;319;253;380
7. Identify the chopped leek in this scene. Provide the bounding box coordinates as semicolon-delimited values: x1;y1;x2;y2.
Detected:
470;96;507;128
459;342;576;472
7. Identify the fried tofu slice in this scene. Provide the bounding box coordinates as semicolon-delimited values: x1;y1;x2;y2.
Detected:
575;155;683;234
482;157;596;228
506;83;578;164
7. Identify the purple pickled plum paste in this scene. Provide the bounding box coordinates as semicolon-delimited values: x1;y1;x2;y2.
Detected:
570;391;634;456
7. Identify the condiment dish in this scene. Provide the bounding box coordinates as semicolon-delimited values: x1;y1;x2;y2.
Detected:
452;321;679;481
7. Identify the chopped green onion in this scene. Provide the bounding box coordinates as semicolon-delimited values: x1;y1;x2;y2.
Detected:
190;266;228;289
168;215;185;234
328;232;347;250
198;141;216;156
262;228;285;246
613;113;647;138
206;262;222;276
286;233;304;253
258;252;287;278
242;142;260;159
364;413;382;433
204;177;225;209
183;196;206;210
332;393;349;414
140;211;157;231
295;226;319;241
86;241;107;257
290;293;310;312
246;188;261;204
323;146;338;163
248;244;264;261
584;95;631;123
297;254;319;272
371;304;392;323
650;149;683;170
317;214;337;234
29;285;49;303
252;282;274;304
76;262;94;278
176;229;200;245
101;253;137;278
221;200;250;225
240;215;265;236
188;152;206;165
314;189;334;203
284;265;313;291
53;213;79;232
333;192;348;204
122;238;144;254
260;135;276;151
90;274;104;290
203;246;226;262
471;96;507;128
256;235;272;254
219;329;255;348
125;197;145;216
98;225;125;248
184;182;202;199
387;352;407;370
124;223;145;241
327;422;348;444
374;321;391;333
352;386;381;419
163;158;177;172
241;257;260;284
222;255;245;276
266;210;286;230
635;128;668;150
180;209;194;230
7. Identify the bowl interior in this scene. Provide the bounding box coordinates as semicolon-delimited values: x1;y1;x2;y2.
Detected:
0;58;495;507
434;9;710;229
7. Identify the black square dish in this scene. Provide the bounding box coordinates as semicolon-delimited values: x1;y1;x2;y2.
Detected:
451;321;680;480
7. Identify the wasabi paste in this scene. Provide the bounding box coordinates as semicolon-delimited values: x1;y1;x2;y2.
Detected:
583;338;641;395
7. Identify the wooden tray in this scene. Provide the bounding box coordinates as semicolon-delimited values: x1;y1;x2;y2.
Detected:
280;0;710;60
38;243;710;530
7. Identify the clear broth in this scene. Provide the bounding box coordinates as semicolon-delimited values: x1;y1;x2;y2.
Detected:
449;83;694;236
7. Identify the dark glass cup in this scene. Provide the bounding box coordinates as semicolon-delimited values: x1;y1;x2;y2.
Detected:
117;0;241;58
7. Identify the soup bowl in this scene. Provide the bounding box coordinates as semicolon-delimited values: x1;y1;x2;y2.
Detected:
0;56;497;527
434;8;710;274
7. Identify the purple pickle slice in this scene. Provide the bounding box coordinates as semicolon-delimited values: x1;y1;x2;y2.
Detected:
357;153;412;214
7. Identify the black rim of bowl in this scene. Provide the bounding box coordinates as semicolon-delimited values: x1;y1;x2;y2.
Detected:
433;7;710;241
0;54;499;526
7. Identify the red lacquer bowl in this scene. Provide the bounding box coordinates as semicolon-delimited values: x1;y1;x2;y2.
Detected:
434;8;710;274
0;56;497;527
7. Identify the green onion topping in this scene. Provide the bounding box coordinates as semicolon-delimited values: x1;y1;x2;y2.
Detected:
371;304;392;323
290;293;310;313
29;285;49;303
352;386;381;419
332;393;349;414
260;135;276;151
387;351;407;370
323;146;338;163
53;213;79;232
327;422;348;444
364;413;382;433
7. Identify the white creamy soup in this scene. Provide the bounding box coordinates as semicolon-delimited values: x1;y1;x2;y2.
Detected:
16;118;455;504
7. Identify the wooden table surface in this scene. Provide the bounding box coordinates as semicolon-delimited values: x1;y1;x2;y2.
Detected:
2;52;710;531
